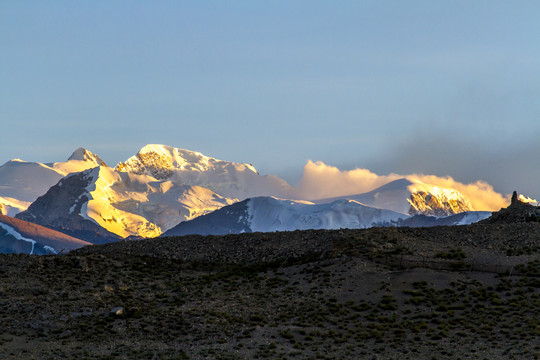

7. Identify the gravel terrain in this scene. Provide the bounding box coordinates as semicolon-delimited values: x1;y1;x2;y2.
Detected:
0;222;538;359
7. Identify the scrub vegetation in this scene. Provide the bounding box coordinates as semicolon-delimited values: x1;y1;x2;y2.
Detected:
0;224;538;359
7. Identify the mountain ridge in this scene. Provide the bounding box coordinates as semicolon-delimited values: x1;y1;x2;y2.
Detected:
0;148;106;216
0;214;90;254
115;144;295;200
163;196;409;236
17;165;238;239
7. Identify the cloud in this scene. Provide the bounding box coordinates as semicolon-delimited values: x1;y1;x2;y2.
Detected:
362;132;540;202
297;160;401;199
296;160;510;211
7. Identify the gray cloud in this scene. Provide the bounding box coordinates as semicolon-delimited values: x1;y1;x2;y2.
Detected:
364;133;540;199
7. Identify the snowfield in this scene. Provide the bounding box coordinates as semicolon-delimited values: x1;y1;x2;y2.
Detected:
247;197;408;232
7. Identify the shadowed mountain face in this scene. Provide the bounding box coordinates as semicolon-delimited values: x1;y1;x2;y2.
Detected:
162;199;252;237
0;214;90;254
162;197;409;237
0;148;106;217
396;211;491;227
162;196;491;237
16;171;122;244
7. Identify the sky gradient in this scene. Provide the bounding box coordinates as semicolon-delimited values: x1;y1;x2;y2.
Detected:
2;1;540;199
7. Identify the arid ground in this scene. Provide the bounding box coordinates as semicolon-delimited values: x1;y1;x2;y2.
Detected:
0;224;538;359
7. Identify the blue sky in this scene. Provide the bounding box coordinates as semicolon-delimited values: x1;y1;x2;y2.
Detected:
2;1;540;198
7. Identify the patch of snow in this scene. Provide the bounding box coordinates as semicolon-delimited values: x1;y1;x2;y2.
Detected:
454;211;492;225
43;245;58;254
0;222;36;254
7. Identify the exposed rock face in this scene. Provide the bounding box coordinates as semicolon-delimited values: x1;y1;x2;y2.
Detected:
16;172;120;244
0;147;108;217
408;190;472;217
116;151;174;180
511;191;519;205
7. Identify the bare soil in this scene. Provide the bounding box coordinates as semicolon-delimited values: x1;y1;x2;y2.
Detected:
0;224;538;359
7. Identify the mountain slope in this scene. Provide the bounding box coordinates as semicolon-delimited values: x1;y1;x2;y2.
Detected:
115;144;295;200
0;148;106;216
17;166;237;239
0;214;90;254
163;196;409;236
397;211;492;227
315;178;472;216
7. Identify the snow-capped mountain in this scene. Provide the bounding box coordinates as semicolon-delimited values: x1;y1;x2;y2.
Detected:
17;166;237;239
315;178;472;217
115;144;295;200
396;211;492;227
8;144;489;243
163;196;409;236
15;144;295;240
0;214;90;254
0;148;105;216
68;147;108;166
163;196;491;237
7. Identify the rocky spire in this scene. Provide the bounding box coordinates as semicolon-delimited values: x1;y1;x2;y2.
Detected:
511;191;518;205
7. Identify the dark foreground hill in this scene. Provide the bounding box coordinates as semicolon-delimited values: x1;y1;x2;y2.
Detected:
0;222;539;359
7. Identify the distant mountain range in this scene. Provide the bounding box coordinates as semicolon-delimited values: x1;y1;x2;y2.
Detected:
163;196;491;237
0;143;504;250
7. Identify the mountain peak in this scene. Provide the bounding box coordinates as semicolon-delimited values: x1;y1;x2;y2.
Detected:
113;144;295;200
68;148;108;167
406;180;472;216
116;144;259;180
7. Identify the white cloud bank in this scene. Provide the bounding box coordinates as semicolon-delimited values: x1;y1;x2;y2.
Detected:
296;160;510;211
